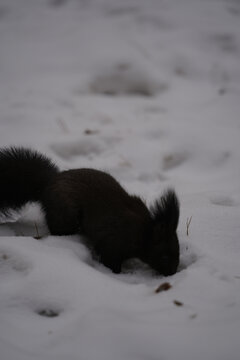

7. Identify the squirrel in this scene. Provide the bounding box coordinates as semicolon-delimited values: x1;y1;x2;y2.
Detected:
0;146;180;275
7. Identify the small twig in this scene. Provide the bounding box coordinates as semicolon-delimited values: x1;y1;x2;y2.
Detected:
34;222;42;240
186;216;192;236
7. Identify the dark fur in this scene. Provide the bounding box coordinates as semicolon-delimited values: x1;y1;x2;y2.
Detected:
0;147;180;275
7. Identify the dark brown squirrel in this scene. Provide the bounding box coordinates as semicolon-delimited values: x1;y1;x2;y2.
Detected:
0;147;180;275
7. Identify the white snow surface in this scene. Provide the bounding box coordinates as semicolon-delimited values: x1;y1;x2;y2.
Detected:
0;0;240;359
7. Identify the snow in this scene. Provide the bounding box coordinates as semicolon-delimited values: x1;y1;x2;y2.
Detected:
0;0;240;359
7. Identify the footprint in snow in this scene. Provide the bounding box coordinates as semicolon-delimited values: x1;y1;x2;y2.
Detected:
138;172;167;183
89;62;168;97
37;308;61;318
162;151;189;171
206;32;239;55
106;5;140;17
0;247;32;277
50;139;105;160
50;132;123;161
226;1;240;16
9;297;63;318
144;128;164;141
210;196;237;207
0;5;8;20
49;0;68;8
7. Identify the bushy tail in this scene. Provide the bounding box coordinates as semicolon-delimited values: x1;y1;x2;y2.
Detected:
150;189;180;231
0;147;59;215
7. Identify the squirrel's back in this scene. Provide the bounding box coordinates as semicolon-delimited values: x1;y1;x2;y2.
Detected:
0;147;59;214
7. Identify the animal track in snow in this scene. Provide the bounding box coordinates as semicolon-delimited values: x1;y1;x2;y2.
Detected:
225;0;240;16
50;139;105;160
136;14;174;31
203;32;239;56
210;33;239;54
143;105;167;114
138;172;167;183
8;295;64;319
210;151;231;168
172;55;201;79
106;5;140;17
0;5;8;20
49;0;68;8
210;196;236;207
89;62;167;97
144;128;164;141
162;151;189;171
0;247;32;277
36;308;61;318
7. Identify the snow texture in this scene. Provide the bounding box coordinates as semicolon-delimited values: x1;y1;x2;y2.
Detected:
0;0;240;359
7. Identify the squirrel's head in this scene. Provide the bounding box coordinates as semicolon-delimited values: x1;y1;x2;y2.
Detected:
145;190;180;276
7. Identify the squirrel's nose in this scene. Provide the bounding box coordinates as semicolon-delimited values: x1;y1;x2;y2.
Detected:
161;256;178;276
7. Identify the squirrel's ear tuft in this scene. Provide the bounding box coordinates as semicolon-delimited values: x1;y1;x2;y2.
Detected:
151;189;180;230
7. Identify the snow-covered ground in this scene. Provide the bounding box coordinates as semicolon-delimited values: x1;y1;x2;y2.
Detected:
0;0;240;359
